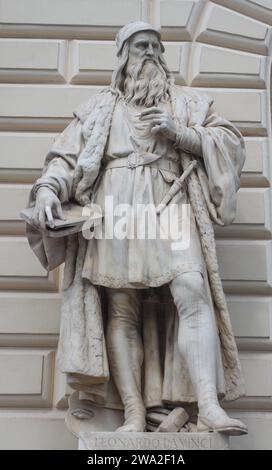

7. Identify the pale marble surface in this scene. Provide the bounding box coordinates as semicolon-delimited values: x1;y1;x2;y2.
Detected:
26;22;247;438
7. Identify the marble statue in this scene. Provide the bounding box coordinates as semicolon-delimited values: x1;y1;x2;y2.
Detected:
26;21;248;437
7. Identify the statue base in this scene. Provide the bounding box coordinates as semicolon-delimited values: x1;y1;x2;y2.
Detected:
79;431;229;450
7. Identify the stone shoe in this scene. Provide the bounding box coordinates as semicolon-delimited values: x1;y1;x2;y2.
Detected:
115;415;146;432
197;404;248;436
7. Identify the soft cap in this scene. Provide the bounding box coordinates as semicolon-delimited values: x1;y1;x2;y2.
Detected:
116;21;165;56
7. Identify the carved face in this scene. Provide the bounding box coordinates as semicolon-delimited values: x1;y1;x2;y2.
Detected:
112;30;171;107
127;31;161;66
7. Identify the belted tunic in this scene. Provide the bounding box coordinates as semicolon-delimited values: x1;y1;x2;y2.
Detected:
82;98;204;288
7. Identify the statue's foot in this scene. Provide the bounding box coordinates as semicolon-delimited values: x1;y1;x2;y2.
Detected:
116;416;146;432
71;408;94;420
197;404;248;436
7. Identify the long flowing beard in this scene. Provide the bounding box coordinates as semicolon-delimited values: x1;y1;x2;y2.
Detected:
123;59;170;107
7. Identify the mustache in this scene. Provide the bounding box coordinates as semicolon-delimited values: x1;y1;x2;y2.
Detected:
125;57;161;82
142;57;158;64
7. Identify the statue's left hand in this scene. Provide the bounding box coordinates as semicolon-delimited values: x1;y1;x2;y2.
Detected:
139;107;178;141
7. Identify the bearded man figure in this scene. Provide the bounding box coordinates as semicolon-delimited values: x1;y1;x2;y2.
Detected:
26;22;248;436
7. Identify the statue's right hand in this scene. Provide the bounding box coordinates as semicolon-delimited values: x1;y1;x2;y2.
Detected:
32;187;65;230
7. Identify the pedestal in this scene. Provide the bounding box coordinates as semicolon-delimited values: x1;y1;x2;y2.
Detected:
79;432;229;450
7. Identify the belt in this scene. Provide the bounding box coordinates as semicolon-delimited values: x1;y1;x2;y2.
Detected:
103;152;180;175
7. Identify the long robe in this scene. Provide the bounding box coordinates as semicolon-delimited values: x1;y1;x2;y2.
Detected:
26;85;246;409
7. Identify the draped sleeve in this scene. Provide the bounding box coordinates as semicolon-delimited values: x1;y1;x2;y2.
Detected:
173;86;245;226
30;93;98;204
31;117;84;203
25;95;97;271
193;106;246;226
25;118;84;271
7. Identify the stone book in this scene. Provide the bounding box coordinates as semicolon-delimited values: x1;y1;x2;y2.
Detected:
20;202;102;238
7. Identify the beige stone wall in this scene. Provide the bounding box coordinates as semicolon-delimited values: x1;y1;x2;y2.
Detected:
0;0;271;449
